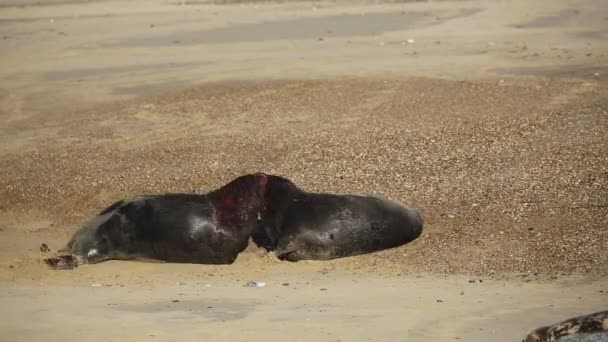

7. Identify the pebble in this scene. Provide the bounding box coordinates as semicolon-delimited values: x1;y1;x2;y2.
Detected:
3;78;606;278
246;281;267;288
40;243;51;253
442;211;460;219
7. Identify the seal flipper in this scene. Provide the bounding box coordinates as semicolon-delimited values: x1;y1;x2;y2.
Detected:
44;254;79;270
275;248;299;261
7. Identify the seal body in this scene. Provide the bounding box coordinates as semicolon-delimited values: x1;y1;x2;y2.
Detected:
63;174;268;264
524;310;608;342
253;175;423;261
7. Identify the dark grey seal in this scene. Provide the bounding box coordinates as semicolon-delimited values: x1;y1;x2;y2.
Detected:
252;175;423;261
49;173;268;266
524;310;608;342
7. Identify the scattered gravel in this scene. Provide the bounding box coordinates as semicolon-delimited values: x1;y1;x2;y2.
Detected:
1;77;606;277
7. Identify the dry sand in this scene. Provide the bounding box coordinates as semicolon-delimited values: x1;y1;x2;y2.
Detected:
0;0;607;341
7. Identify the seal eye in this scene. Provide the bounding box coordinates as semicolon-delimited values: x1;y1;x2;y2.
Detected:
87;249;99;258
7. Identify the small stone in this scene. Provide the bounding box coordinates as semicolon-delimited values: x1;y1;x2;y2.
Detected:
40;243;51;253
320;288;327;291
442;211;459;219
246;281;267;288
172;299;180;303
282;282;290;286
468;279;483;283
436;299;444;303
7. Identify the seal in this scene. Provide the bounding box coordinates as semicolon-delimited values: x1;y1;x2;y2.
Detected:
53;173;268;265
252;175;423;261
523;310;608;342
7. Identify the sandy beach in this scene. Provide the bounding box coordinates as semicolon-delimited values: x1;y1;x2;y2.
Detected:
0;0;607;341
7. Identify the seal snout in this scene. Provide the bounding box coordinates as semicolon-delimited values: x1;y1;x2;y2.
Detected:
399;205;423;241
410;208;424;239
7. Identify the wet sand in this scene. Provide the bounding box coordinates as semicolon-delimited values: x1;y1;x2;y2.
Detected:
2;273;606;342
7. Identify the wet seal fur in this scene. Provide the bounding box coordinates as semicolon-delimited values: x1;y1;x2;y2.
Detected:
252;175;423;261
49;173;268;265
524;310;608;342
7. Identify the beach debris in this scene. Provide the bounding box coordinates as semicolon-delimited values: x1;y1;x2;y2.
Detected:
40;243;51;253
245;281;267;288
441;211;460;219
